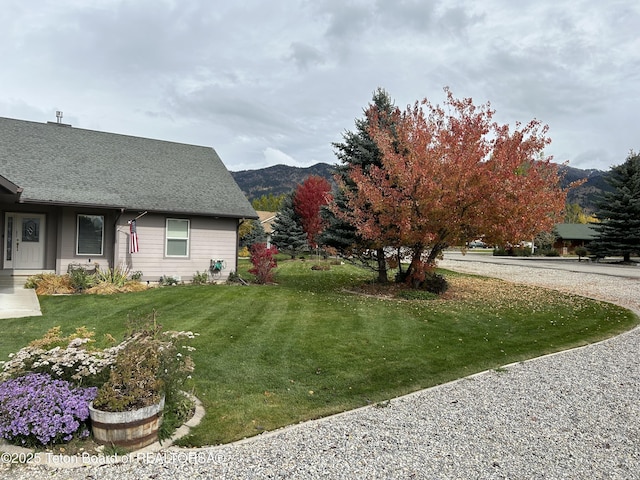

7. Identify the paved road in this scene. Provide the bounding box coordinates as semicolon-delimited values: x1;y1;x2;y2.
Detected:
443;250;640;279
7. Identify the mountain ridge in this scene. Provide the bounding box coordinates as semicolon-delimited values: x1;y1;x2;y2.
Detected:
231;162;612;213
231;163;336;201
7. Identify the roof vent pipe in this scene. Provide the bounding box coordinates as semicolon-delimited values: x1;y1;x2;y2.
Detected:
56;111;63;124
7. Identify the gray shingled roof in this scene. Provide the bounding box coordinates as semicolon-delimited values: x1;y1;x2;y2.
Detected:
553;223;598;240
0;117;257;218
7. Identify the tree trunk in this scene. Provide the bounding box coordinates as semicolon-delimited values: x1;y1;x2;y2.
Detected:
403;245;425;285
426;242;447;265
376;247;388;283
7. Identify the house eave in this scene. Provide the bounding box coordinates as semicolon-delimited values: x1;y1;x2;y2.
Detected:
16;198;258;220
16;198;126;211
0;174;22;197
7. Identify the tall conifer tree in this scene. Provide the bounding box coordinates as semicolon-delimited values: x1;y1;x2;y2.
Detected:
271;192;308;258
590;153;640;262
322;88;398;283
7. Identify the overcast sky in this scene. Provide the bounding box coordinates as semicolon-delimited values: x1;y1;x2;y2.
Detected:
1;1;638;172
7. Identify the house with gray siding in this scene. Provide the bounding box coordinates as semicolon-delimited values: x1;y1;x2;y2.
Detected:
0;116;257;283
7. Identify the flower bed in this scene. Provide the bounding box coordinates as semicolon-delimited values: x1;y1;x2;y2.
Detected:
0;326;128;386
25;264;147;295
0;313;197;451
0;373;96;446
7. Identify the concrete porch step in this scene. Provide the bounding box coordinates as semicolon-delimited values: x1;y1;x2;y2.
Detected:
0;276;29;289
0;270;53;289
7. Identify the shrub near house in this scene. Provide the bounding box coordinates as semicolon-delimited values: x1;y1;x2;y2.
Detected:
26;265;147;295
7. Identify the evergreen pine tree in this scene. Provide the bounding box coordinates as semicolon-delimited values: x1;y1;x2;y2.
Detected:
271;193;308;258
240;220;267;248
589;152;640;262
321;88;398;283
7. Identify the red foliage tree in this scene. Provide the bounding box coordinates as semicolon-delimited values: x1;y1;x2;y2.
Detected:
338;88;577;284
293;175;333;248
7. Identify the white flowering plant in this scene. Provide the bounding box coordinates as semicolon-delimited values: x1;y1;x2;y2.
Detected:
0;326;127;388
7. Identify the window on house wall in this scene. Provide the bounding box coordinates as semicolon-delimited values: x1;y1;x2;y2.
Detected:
77;214;104;255
5;216;13;261
166;218;189;257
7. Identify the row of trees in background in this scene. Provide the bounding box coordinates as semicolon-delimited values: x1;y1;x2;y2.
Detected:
251;193;286;212
242;89;639;286
564;203;597;224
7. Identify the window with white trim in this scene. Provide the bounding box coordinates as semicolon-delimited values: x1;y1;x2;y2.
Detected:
77;214;104;255
166;218;189;257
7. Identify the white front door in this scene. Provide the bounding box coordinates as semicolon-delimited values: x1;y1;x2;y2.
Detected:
4;213;46;269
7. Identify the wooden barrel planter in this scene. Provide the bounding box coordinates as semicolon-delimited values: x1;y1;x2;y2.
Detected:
89;396;165;451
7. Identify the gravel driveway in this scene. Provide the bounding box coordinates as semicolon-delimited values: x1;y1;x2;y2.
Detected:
2;259;639;479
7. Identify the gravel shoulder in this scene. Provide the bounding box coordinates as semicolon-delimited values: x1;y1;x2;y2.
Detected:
2;260;639;479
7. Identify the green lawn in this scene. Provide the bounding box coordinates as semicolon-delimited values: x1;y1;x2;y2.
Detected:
0;260;636;446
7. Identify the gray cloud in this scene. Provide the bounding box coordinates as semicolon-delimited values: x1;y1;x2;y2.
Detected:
0;0;638;171
289;42;326;71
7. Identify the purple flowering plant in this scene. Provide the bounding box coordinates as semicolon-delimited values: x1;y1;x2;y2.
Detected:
0;372;97;446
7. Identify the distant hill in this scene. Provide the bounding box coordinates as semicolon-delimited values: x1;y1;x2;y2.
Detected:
231;163;336;201
232;162;612;213
559;165;613;213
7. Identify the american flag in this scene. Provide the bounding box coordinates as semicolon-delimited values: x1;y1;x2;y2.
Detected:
130;219;139;253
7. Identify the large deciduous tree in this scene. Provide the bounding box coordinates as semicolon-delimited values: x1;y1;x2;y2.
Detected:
338;88;572;285
293;175;332;248
589;152;640;262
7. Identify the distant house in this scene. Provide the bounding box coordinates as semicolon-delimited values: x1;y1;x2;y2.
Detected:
256;211;277;248
0;116;257;282
553;223;598;254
